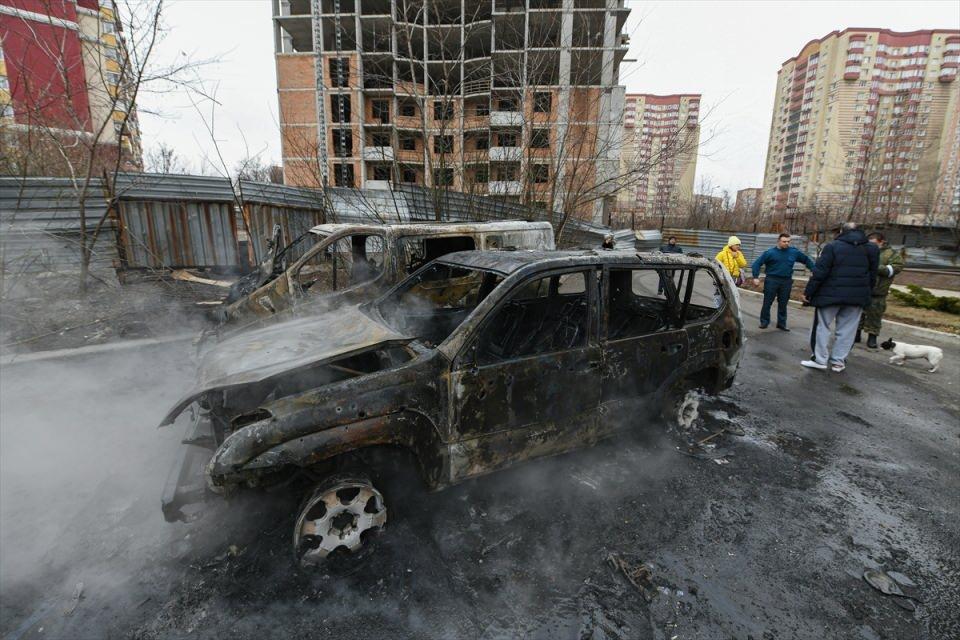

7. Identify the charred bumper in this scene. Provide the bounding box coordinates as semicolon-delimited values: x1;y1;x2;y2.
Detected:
161;412;215;523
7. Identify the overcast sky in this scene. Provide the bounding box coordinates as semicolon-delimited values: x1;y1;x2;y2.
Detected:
138;0;960;193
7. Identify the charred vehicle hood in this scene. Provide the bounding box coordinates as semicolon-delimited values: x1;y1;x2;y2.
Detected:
161;306;410;425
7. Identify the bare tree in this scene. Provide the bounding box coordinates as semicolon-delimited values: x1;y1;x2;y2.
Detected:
144;141;190;174
1;0;215;291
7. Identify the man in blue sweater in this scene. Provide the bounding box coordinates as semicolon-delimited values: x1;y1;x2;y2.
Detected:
751;233;816;331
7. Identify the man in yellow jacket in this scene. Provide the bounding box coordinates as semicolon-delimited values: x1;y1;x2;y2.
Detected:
716;236;748;285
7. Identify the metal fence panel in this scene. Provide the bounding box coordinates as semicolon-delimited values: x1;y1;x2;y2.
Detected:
0;177;118;279
117;200;239;269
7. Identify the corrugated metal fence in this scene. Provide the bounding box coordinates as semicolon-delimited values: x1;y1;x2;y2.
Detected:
113;174;240;270
1;175;620;279
0;178;117;279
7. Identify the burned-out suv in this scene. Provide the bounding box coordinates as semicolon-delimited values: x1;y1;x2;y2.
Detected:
161;250;743;565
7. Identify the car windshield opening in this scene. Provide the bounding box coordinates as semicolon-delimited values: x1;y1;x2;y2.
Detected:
376;263;503;346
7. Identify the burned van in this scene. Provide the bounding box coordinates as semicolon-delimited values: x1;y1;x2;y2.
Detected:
217;221;554;327
161;250;743;566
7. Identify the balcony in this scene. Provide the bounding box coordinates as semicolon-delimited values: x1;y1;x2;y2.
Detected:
489;146;522;161
490;110;523;126
364;146;394;161
488;180;523;195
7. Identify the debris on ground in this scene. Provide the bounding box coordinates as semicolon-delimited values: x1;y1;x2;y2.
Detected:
171;270;233;288
62;582;84;615
607;553;656;602
863;568;921;612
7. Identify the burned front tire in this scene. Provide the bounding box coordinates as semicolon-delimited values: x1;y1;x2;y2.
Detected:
293;475;387;568
660;380;702;431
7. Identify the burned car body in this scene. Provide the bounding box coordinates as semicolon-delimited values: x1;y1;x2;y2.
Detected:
217;221;555;328
162;250;743;564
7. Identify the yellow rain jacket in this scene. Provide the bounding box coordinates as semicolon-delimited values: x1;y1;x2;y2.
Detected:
715;245;748;278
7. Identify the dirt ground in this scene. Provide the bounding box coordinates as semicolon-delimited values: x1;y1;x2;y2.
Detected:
1;295;958;640
0;274;218;355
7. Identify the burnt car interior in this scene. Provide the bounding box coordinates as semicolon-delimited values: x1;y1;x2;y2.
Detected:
376;263;503;346
402;236;477;274
478;271;589;363
672;268;724;322
607;268;676;340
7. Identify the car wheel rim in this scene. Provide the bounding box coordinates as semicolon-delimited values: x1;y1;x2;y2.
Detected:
676;390;700;430
294;478;387;567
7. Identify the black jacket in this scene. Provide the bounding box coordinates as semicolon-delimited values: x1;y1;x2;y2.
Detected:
660;244;683;254
804;229;879;307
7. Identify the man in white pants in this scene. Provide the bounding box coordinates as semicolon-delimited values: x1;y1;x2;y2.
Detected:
801;222;879;373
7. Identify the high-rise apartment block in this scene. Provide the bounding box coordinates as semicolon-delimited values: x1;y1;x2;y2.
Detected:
761;28;960;227
273;0;630;222
0;0;141;173
615;93;699;225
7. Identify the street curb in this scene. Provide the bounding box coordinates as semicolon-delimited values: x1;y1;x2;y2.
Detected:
737;288;960;340
0;333;195;367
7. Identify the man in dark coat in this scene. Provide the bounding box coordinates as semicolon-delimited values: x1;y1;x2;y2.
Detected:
801;222;879;373
660;236;683;253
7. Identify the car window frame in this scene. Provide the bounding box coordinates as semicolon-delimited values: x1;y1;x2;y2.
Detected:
455;265;600;369
288;229;387;296
673;266;727;327
601;263;686;344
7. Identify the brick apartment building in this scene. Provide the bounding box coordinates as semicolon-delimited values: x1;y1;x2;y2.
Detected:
0;0;141;174
734;187;762;215
272;0;631;223
761;28;960;228
614;93;700;227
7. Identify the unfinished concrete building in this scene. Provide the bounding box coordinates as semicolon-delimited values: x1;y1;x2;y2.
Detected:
272;0;630;223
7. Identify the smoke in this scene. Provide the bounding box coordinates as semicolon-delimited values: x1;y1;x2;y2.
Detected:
0;284;217;638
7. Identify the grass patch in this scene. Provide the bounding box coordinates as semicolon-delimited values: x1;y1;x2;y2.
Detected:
890;285;960;315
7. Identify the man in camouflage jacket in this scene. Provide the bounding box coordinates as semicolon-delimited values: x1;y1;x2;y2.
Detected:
857;232;905;349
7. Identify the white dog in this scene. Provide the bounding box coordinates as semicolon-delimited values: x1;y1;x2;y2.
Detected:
881;338;943;373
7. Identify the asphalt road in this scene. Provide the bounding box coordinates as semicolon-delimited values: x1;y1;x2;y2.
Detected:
1;293;958;640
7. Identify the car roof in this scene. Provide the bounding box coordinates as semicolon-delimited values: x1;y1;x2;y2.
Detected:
308;221;553;236
438;249;717;275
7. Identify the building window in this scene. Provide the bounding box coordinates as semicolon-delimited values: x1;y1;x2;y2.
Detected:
475;166;488;183
434;101;453;121
332;130;353;156
497;132;517;147
402;167;418;183
400;135;417;151
334;163;355;187
330;95;351;122
328;58;350;87
371;132;391;147
531;129;550;148
497;97;517;112
373;165;391;181
371;100;390;123
534;92;552;113
476;101;490;116
475;135;489;150
530;164;549;183
433;168;454;186
434;135;453;153
399;100;416;117
497;165;517;181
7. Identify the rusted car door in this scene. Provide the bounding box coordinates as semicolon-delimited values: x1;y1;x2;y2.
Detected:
598;266;688;427
447;268;602;482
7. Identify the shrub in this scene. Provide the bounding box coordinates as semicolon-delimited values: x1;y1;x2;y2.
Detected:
891;284;960;315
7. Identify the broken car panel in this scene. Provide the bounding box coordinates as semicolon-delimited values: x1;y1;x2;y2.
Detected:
161;250;743;564
216;221;555;329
